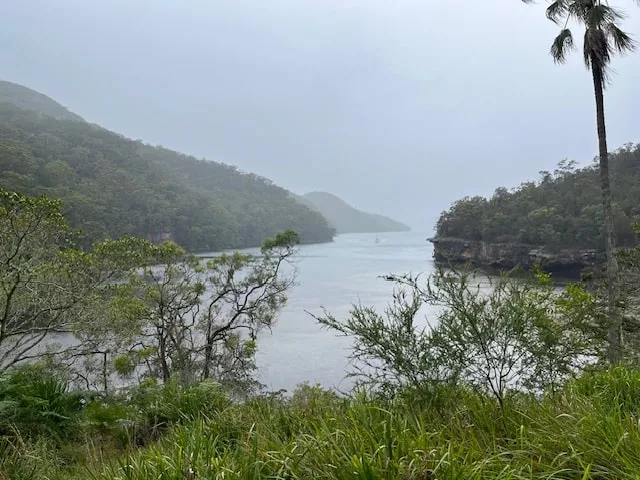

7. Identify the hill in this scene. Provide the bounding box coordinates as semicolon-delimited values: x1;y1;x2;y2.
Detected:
434;144;640;251
0;84;335;251
299;191;410;234
0;80;84;122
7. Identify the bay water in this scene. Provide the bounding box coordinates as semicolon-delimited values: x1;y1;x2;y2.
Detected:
255;231;435;392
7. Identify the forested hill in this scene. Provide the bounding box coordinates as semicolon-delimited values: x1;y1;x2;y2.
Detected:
0;80;84;122
435;144;640;251
299;191;410;234
0;94;335;251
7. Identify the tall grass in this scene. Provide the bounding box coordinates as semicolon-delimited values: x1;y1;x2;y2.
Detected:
3;371;640;479
92;376;640;479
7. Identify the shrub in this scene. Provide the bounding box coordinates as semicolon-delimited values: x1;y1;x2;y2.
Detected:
0;365;86;442
84;378;230;448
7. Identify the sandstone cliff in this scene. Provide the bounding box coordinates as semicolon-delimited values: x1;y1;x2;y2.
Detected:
428;237;602;278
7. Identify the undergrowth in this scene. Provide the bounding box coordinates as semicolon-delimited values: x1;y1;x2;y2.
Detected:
2;369;640;479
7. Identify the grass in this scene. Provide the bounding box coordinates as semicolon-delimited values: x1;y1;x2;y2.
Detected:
3;371;640;479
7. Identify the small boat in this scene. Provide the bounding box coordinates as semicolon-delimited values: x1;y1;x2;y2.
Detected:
374;235;380;244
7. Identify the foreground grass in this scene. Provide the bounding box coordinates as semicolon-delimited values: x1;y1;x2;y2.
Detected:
4;369;640;479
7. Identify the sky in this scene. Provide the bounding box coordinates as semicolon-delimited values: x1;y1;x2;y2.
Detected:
1;0;639;230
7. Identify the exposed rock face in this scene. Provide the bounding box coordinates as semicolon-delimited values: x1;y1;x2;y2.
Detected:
428;237;602;278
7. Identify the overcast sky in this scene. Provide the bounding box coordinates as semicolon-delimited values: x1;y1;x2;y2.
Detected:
1;0;638;229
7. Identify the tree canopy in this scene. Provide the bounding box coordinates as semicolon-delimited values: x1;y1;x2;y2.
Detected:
435;144;640;250
0;189;298;395
0;101;335;252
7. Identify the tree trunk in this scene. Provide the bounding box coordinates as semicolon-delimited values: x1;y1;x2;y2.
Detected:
202;343;212;380
591;62;621;364
157;327;171;382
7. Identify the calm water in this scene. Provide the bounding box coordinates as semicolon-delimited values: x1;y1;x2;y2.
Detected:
255;231;435;392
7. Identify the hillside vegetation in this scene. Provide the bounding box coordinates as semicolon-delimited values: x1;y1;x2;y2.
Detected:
0;85;335;251
435;144;640;250
4;188;640;479
299;191;410;234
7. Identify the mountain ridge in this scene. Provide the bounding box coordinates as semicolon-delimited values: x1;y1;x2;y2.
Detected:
0;80;335;251
0;80;84;122
298;191;410;234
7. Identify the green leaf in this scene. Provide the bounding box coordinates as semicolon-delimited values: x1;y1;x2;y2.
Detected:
546;0;570;25
606;23;636;53
550;28;575;64
585;4;623;28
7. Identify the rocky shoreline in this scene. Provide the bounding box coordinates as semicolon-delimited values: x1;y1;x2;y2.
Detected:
428;237;603;279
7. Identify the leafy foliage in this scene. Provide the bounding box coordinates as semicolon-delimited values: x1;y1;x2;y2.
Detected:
0;101;334;251
5;371;640;479
2;190;640;478
436;146;640;249
318;269;603;403
611;226;640;362
100;230;299;394
540;0;636;77
0;365;85;441
83;378;230;448
0;190;149;372
1;190;298;398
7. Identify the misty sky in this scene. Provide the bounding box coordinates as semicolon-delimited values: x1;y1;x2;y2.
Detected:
1;0;639;230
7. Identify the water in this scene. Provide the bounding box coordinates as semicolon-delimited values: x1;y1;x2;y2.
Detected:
255;231;435;392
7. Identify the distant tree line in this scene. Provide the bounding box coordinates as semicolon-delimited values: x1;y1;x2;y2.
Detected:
0;102;335;252
436;144;640;251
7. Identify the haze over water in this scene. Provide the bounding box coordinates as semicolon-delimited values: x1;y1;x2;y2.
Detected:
255;231;433;392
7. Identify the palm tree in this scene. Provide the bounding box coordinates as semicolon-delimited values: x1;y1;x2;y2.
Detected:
524;0;636;363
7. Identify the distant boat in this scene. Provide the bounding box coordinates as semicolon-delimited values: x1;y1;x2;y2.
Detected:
374;235;380;244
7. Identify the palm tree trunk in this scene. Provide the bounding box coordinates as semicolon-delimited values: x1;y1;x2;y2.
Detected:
591;61;621;364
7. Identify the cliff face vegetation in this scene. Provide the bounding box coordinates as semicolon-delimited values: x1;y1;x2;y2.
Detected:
435;145;640;252
0;85;335;251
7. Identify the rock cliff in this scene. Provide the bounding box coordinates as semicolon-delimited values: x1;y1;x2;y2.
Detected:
428;237;602;278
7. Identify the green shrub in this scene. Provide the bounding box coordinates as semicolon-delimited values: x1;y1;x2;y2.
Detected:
0;365;86;442
83;378;230;449
129;378;229;424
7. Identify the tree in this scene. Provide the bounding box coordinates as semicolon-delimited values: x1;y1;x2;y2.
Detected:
117;230;299;395
435;147;640;251
0;189;300;395
0;190;144;373
522;0;637;362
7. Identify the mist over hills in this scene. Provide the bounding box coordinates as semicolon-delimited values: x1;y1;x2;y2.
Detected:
0;80;84;122
0;80;335;251
298;191;410;234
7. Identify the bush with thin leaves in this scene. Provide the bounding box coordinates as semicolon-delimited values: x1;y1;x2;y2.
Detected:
317;268;603;405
